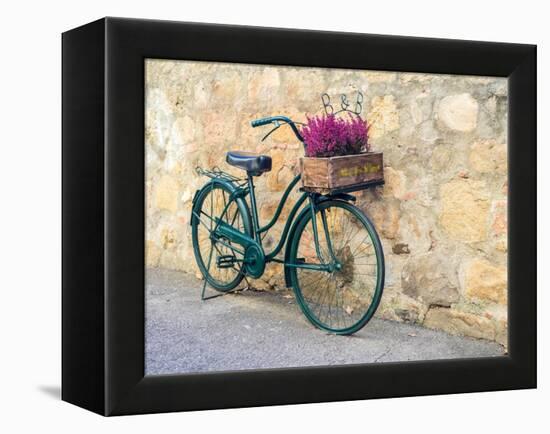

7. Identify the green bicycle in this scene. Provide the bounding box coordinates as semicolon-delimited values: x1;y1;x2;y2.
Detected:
191;115;385;335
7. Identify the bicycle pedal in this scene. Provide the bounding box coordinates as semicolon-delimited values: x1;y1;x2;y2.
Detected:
217;255;236;268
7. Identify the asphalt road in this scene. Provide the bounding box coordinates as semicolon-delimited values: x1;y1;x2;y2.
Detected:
145;268;505;375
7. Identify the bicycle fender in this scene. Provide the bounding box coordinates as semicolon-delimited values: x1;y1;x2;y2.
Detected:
322;192;356;202
190;178;249;227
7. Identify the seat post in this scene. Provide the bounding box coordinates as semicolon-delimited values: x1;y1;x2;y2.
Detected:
247;173;262;245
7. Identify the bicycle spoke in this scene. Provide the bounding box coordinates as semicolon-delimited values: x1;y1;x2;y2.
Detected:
316;275;333;321
324;278;336;328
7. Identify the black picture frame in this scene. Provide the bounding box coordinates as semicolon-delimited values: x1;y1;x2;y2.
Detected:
62;17;536;416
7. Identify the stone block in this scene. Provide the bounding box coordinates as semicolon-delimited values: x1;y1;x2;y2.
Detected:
439;179;490;242
465;259;507;304
437;93;478;132
146;240;161;267
367;95;400;138
401;252;459;307
363;199;400;240
469;140;507;173
247;68;281;102
424;307;496;341
154;175;180;212
382;166;406;199
491;200;507;236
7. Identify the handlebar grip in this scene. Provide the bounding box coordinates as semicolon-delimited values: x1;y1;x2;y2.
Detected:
251;117;274;128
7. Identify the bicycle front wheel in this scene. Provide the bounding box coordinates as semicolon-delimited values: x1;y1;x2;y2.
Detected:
288;200;384;335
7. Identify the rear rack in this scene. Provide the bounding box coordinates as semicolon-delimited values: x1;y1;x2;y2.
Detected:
195;166;247;186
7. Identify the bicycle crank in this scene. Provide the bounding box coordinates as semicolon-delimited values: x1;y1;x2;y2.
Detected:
216;255;238;269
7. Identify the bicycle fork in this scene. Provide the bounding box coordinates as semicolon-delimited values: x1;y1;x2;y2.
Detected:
308;197;341;273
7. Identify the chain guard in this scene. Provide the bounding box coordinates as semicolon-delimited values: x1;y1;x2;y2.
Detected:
244;244;265;278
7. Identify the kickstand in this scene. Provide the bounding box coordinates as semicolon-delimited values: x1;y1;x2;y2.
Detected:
200;276;211;300
201;240;215;300
200;261;252;301
201;286;244;300
201;277;250;300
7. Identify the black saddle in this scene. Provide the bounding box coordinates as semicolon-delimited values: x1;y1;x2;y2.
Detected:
226;151;272;175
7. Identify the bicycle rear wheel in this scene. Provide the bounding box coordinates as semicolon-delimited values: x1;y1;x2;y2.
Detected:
191;182;252;292
288;200;384;334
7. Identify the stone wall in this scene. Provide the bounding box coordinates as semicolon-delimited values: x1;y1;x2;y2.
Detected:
145;59;508;346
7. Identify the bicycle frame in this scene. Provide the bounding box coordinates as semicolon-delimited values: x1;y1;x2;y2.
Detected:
203;172;337;274
255;174;306;261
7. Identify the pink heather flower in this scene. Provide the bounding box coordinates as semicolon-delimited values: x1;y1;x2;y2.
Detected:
301;114;370;158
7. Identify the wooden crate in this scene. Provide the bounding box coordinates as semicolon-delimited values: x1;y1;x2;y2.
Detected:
300;152;384;194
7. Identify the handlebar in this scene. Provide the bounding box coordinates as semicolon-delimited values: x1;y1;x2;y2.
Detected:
251;115;304;143
250;117;274;128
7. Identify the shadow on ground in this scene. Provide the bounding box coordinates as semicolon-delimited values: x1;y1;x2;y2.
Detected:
37;385;61;400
